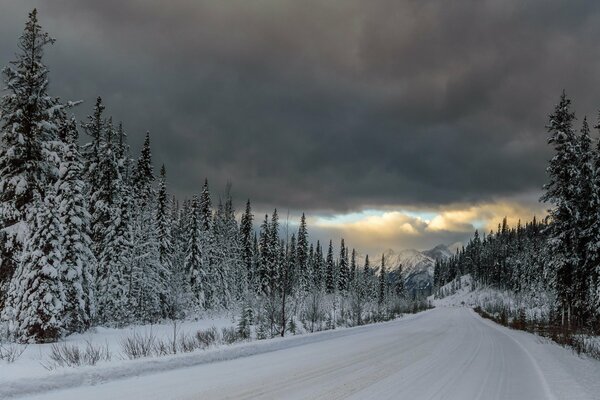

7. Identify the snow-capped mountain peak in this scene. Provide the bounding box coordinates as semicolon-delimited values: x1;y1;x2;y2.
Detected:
383;244;452;294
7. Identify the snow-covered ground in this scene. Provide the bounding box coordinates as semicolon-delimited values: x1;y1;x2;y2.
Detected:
0;315;235;386
4;307;600;400
431;274;552;321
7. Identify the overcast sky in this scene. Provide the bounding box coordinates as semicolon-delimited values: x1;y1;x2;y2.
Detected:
2;0;600;255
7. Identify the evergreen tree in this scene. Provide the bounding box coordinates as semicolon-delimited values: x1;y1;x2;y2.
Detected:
55;118;95;332
156;165;173;270
325;240;335;293
2;193;65;342
211;186;242;308
378;255;386;306
156;165;173;316
185;195;205;308
129;133;163;322
268;209;281;296
296;213;309;292
100;123;134;325
93;118;123;321
0;10;63;302
363;254;372;300
198;179;214;304
590;115;600;314
574;118;595;319
350;248;357;284
314;241;324;290
240;199;254;290
82;98;108;261
338;239;349;293
258;214;271;296
540;91;580;327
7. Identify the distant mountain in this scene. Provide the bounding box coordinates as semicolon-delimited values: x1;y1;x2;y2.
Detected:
383;244;453;296
422;244;453;261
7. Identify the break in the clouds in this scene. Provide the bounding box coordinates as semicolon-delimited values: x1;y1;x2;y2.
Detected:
1;0;599;250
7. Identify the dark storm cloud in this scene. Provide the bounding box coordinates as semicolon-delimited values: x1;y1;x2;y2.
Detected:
2;0;600;215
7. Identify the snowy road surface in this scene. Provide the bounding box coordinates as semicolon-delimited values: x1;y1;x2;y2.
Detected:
15;307;600;400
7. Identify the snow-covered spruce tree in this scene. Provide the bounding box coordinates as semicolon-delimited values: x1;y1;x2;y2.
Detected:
349;254;367;326
590;115;600;315
55;118;95;332
267;209;281;297
98;122;134;326
378;255;386;308
2;192;65;343
198;179;215;307
257;214;271;296
81;98;108;260
211;186;243;309
325;240;335;294
338;239;349;293
0;10;63;305
296;213;309;293
307;243;315;291
185;195;206;309
156;164;174;316
257;209;282;337
350;248;357;285
313;241;324;291
573;117;596;321
240;199;255;291
224;190;244;302
540;92;580;327
364;255;375;299
91;118;124;322
129;132;164;322
156;165;173;271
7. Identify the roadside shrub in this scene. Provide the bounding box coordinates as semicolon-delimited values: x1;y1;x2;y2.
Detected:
47;343;82;368
83;340;112;365
0;342;27;363
178;333;197;353
196;327;218;349
153;338;173;357
221;327;239;345
44;340;111;369
121;331;156;360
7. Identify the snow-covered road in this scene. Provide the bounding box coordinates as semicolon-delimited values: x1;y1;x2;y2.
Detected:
16;307;600;400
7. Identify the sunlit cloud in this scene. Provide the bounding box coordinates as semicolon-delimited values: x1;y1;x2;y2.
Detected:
309;198;546;255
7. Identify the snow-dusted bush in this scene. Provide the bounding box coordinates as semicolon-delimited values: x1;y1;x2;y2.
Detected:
152;338;173;357
178;333;197;353
221;327;239;345
195;327;218;348
120;331;156;359
302;291;326;332
43;340;110;369
0;342;27;363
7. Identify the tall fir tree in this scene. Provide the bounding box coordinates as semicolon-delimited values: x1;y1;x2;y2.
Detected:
540;91;580;326
2;192;65;342
129;132;163;322
240;199;254;290
0;10;63;304
378;255;386;307
325;240;335;293
55;118;95;332
314;240;324;290
156;165;173;316
185;195;206;308
258;214;271;296
338;239;349;292
296;213;309;292
156;165;173;270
